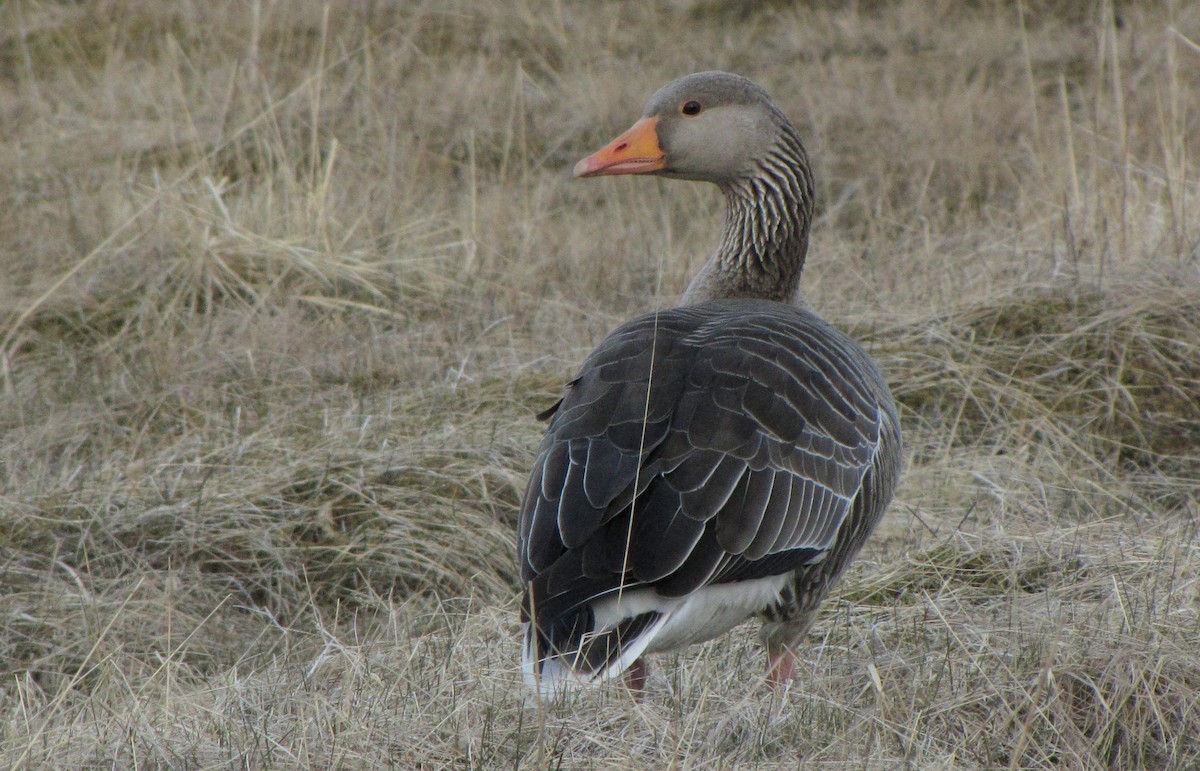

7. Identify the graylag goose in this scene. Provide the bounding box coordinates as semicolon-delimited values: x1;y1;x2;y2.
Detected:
518;71;901;698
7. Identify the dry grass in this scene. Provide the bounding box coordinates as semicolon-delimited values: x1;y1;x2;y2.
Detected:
1;0;1198;768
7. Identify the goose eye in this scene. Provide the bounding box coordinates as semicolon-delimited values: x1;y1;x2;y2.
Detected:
682;100;702;116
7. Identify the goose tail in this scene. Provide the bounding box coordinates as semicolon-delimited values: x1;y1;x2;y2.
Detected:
521;611;668;699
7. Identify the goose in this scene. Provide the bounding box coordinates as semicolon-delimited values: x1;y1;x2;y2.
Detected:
518;71;901;698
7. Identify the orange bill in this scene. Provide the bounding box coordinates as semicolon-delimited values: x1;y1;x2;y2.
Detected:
573;116;665;178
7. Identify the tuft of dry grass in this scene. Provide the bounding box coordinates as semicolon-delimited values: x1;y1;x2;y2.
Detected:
875;275;1200;505
1;0;1198;767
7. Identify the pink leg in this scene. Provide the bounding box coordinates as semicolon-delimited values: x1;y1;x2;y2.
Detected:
767;650;795;689
625;658;648;693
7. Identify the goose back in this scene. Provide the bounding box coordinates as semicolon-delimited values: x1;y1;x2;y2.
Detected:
519;299;900;685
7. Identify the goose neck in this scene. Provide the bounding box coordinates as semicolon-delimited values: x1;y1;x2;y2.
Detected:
682;127;814;306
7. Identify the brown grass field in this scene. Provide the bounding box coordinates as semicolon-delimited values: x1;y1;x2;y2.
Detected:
1;0;1198;768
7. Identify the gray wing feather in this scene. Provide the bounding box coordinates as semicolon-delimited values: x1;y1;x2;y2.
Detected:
519;299;897;601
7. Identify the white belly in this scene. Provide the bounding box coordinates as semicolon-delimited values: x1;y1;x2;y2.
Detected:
590;573;791;653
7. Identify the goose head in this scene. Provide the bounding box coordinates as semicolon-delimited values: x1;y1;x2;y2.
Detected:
573;71;791;186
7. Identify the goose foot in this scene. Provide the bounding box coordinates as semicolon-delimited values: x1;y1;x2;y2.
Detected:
767;650;795;689
625;658;649;695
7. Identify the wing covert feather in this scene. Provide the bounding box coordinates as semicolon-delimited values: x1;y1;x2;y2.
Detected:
519;299;898;632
